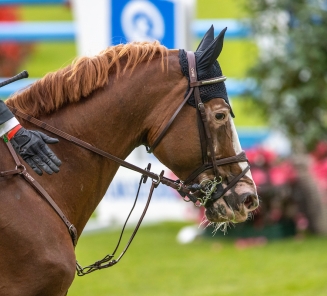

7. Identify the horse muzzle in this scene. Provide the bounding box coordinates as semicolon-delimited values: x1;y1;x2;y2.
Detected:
205;187;259;223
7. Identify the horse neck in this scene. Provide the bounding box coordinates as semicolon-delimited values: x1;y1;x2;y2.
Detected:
30;50;185;234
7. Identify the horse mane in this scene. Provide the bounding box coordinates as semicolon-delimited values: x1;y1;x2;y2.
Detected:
6;41;168;117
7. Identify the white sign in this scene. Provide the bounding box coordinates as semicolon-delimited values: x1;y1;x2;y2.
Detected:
72;0;195;57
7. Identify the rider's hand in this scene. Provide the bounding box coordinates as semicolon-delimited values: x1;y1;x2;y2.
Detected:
9;126;62;176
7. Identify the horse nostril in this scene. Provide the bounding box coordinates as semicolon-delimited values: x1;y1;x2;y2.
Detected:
244;194;259;210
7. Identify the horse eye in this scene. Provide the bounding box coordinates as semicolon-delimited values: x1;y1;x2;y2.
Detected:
215;113;225;120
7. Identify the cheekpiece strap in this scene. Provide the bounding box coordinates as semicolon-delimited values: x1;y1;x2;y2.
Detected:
186;51;197;84
186;51;221;179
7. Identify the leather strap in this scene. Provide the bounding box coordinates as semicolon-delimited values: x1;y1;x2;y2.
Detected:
197;107;209;164
76;173;158;275
7;107;190;197
3;140;78;246
0;168;22;177
187;51;221;180
147;88;194;153
183;151;248;185
220;165;250;197
190;76;226;87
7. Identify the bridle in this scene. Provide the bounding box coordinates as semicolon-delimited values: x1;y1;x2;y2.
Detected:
147;51;250;206
0;52;250;274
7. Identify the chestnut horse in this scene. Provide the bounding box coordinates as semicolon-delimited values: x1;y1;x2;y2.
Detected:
0;26;258;295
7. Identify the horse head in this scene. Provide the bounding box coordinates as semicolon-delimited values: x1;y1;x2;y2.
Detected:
151;26;259;230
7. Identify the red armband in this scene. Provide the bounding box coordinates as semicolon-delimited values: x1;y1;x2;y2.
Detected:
7;124;22;140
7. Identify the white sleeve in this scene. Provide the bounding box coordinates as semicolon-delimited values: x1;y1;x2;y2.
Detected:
0;117;20;137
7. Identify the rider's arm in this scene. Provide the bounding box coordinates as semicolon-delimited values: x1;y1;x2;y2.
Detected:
0;117;20;137
0;100;20;137
0;100;61;175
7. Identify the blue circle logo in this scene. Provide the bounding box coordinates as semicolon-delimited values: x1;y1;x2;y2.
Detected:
121;1;165;42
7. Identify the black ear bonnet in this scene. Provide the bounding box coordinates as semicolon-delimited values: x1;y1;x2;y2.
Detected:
179;26;234;117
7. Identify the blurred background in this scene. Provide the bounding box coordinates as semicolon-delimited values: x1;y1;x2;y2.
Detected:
1;0;327;295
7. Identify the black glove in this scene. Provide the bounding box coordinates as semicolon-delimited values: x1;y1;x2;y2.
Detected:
10;127;62;176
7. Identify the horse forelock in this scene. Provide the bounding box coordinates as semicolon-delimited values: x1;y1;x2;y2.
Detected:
6;41;168;117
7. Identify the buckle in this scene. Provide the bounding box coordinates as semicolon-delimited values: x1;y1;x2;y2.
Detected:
198;102;204;110
15;164;26;174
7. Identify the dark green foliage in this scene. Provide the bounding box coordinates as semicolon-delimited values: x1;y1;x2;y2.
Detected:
245;0;327;151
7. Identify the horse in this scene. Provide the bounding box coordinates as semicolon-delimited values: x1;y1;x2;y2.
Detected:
0;26;258;295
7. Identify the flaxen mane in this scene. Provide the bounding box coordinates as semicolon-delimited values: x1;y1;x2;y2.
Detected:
6;41;168;117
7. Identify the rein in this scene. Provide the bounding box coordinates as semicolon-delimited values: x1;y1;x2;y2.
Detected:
1;51;250;275
1;106;190;275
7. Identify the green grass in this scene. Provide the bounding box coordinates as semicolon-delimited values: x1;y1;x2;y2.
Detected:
69;222;327;296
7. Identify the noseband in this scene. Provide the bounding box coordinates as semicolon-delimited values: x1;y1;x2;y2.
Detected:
147;51;250;206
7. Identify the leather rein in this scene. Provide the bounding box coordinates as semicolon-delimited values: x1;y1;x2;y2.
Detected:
0;51;249;275
0;111;189;276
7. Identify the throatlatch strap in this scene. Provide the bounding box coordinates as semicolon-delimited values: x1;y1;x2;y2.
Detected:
147;87;194;153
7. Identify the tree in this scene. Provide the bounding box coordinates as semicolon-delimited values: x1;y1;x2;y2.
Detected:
245;0;327;151
244;0;327;234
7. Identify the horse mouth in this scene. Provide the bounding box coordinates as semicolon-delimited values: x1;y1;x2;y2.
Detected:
186;176;259;224
204;193;259;224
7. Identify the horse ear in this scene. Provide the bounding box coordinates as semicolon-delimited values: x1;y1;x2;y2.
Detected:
196;25;214;52
196;27;227;75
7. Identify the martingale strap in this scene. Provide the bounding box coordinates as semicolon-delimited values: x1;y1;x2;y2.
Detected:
1;140;78;246
1;137;160;274
76;171;158;276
